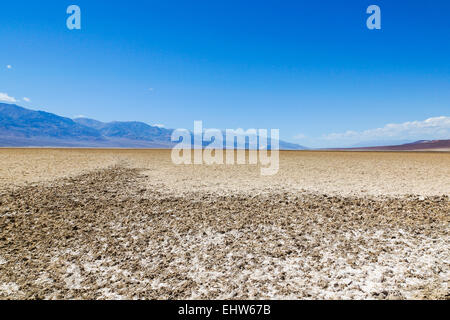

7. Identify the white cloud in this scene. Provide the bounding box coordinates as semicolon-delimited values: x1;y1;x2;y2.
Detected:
0;92;17;103
153;123;165;128
6;65;12;69
148;88;154;91
295;116;450;148
322;116;450;142
23;97;31;102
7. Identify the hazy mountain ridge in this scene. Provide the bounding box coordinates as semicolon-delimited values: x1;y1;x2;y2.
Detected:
74;118;173;142
0;103;306;149
334;139;450;151
0;104;102;140
0;104;178;148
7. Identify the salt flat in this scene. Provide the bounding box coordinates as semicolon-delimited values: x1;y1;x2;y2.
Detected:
0;149;448;299
1;149;449;197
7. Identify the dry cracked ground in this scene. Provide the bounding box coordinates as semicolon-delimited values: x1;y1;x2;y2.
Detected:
0;149;449;299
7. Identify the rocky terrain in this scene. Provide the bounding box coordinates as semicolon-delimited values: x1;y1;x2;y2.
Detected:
0;149;448;299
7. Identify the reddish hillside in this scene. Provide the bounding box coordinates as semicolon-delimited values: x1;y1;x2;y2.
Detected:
337;140;450;151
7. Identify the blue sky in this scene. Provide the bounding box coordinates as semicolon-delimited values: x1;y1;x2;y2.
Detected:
0;0;449;147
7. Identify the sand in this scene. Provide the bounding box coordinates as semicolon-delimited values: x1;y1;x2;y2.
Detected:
0;149;448;299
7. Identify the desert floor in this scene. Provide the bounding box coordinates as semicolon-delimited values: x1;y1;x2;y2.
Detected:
0;149;448;299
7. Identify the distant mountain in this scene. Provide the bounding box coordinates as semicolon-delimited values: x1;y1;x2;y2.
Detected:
74;118;173;142
0;104;177;148
71;117;105;130
0;103;102;140
335;139;450;151
0;103;307;149
349;140;415;148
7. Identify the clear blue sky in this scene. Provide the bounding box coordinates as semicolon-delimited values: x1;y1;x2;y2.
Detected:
1;0;449;147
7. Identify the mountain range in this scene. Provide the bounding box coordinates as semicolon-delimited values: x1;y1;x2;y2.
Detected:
0;103;306;149
2;103;448;150
339;139;450;151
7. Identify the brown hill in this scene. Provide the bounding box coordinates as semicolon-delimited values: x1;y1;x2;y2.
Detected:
338;140;450;151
